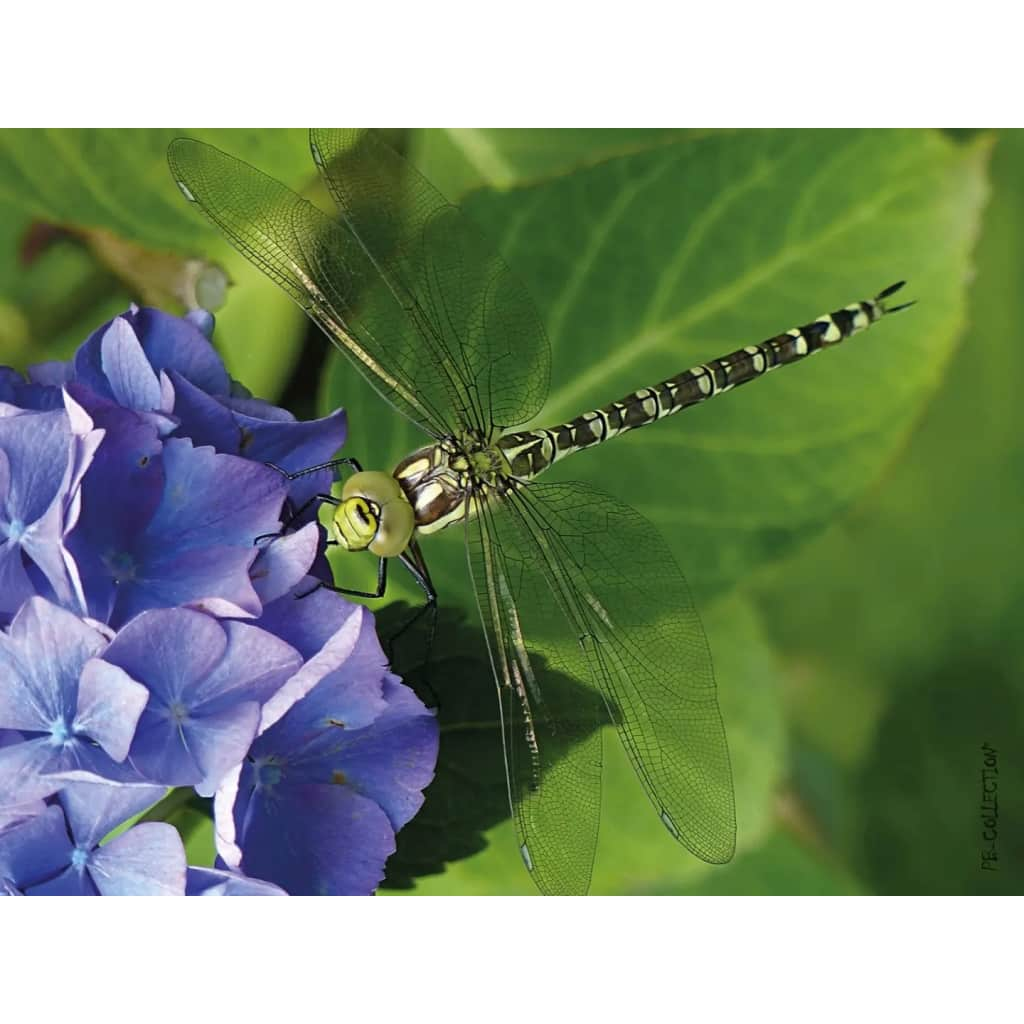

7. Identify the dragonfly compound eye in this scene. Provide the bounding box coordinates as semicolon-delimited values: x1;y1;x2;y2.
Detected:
334;497;379;552
339;470;416;557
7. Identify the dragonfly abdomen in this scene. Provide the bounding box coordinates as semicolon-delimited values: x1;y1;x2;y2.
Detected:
498;282;913;480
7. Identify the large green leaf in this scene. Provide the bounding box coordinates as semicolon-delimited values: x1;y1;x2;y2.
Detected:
747;130;1023;895
414;128;699;195
0;129;311;250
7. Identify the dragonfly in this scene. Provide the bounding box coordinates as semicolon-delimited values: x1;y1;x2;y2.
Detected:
167;130;913;894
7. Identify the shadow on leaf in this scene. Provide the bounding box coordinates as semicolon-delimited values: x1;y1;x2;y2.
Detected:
376;601;607;889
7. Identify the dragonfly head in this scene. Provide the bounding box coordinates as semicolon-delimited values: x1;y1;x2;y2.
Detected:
333;470;415;558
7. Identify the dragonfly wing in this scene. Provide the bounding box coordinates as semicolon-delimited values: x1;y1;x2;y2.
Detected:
470;481;736;883
309;129;551;433
169;137;460;438
466;493;607;895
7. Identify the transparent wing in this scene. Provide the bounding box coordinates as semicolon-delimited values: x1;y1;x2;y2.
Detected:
168;131;551;439
309;129;551;434
466;491;608;895
466;481;735;893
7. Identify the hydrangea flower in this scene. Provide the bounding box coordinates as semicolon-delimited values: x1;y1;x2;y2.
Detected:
0;598;148;804
0;305;439;896
67;414;291;628
215;591;439;896
0;392;104;620
97;607;302;794
0;782;184;896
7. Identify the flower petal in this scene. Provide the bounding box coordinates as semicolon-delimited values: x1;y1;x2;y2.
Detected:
249;524;320;606
89;822;186;895
99;317;164;412
0;805;71;891
59;780;168;849
74;658;149;762
0;597;106;730
238;782;395;896
186;866;287;895
189;700;261;797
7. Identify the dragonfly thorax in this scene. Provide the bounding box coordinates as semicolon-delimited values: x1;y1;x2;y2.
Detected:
393;437;512;536
331;470;415;557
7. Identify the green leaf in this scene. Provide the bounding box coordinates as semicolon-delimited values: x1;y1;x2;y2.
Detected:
671;830;864;896
746;130;1023;895
0;129;312;251
413;128;701;195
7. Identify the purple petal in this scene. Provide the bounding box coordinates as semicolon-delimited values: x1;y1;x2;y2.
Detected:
59;781;167;848
186;866;288;896
0;738;66;804
257;603;374;733
167;372;244;453
0;733;47;829
0;805;71;891
127;307;230;396
254;578;362;661
237;782;395;895
88;822;186;895
112;543;262;624
191;619;301;710
23;866;96;896
332;675;439;831
101;606;225;700
2;365;64;410
0;597;107;731
27;361;74;387
103;610;297;789
99;317;164;412
0;536;34;620
189;701;261;797
145;438;286;550
250;524;320;606
0;406;72;523
74;658;149;761
0;404;100;611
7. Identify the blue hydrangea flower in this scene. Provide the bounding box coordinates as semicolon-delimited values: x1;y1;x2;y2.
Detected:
67;414;290;628
215;594;439;896
74;307;230;420
0;304;439;896
0;393;104;620
97;606;302;794
0;782;185;895
0;598;148;804
75;306;347;520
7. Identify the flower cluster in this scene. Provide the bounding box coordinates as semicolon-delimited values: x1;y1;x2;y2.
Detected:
0;307;438;895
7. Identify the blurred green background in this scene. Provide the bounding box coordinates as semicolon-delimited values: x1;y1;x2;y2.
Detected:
1;129;1019;895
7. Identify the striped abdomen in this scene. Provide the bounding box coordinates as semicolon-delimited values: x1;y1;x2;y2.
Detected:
498;282;913;480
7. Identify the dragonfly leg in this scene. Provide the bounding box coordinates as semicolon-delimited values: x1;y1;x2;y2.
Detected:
297;554;388;601
265;457;363;481
384;542;440;707
255;492;340;544
259;460;361;541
